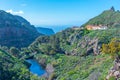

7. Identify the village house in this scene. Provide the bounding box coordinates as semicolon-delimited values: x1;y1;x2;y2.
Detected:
86;25;107;30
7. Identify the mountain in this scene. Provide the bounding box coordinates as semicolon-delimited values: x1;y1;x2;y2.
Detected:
0;10;42;48
1;7;120;80
36;27;55;36
25;8;120;80
82;7;120;27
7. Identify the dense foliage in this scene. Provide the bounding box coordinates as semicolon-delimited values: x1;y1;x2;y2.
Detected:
34;53;113;80
28;26;120;57
29;28;91;55
101;38;120;59
0;50;29;80
0;49;43;80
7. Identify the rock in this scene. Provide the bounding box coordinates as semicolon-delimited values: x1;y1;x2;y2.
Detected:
114;71;119;77
46;64;54;75
77;37;100;55
88;70;101;80
69;32;82;45
106;58;120;80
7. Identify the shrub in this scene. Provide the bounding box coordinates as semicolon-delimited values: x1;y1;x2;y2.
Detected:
101;38;120;59
109;76;116;80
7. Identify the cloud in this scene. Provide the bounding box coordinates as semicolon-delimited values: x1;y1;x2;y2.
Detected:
21;4;27;7
6;9;24;15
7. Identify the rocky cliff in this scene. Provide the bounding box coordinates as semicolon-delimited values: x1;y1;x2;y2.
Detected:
0;10;41;48
106;57;120;80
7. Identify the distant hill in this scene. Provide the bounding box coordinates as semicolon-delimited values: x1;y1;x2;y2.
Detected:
0;10;42;48
82;7;120;27
36;25;73;33
36;27;55;36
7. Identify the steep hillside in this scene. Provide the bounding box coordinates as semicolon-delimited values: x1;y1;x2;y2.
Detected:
0;10;42;48
26;27;120;80
0;47;47;80
0;49;30;80
82;7;120;27
29;27;120;56
25;26;117;79
36;27;55;36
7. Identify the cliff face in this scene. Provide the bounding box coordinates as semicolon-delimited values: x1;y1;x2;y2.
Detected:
0;10;41;48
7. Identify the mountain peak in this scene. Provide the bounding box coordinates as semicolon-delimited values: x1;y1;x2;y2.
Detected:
110;6;115;11
82;7;120;28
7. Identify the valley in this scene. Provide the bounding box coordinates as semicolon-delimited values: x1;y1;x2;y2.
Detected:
0;6;120;80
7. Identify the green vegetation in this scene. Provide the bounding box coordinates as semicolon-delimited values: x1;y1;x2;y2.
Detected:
101;38;120;59
34;53;113;80
109;76;116;80
29;28;91;56
0;10;42;48
1;8;120;80
0;49;41;80
82;7;120;27
27;27;120;79
29;27;120;57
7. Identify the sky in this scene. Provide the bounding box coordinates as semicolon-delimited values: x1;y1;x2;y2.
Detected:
0;0;120;26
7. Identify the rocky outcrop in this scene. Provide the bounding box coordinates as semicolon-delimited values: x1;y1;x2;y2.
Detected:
88;71;101;80
42;64;54;79
106;58;120;80
77;37;100;55
46;64;54;75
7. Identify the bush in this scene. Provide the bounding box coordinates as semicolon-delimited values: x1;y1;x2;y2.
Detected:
109;76;116;80
101;38;120;59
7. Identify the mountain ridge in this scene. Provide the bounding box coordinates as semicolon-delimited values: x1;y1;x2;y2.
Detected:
0;10;42;48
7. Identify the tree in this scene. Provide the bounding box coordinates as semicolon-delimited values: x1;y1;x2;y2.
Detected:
110;6;115;11
10;47;20;57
